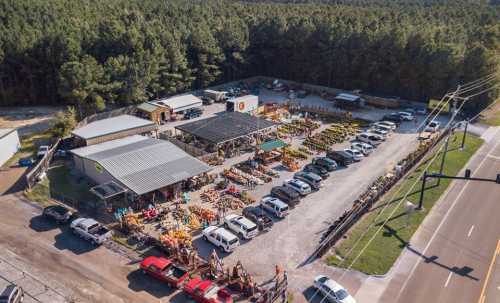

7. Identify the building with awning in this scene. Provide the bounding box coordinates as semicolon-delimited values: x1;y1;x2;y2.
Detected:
136;102;170;124
151;94;203;114
70;135;211;200
258;139;287;152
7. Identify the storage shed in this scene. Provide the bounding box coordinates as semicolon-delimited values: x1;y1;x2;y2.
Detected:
152;94;203;114
334;93;365;108
72;115;157;146
226;95;259;113
136;102;170;124
71;135;211;199
0;128;20;167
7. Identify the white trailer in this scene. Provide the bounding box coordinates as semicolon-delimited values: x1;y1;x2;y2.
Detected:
226;95;259;113
203;89;227;102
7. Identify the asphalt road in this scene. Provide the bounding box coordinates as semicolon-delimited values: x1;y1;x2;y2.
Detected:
379;131;500;303
0;194;188;303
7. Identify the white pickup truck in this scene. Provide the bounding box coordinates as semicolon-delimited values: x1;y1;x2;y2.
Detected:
70;218;112;245
223;214;258;239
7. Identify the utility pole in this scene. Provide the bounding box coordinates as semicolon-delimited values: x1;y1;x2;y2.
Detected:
417;171;428;210
461;120;469;150
437;136;450;187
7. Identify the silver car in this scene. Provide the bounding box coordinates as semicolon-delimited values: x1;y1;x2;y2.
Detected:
0;285;24;303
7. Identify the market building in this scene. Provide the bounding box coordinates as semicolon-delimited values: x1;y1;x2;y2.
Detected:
136;102;170;124
174;111;278;158
150;94;203;116
70;135;212;204
72;115;157;146
0;128;20;167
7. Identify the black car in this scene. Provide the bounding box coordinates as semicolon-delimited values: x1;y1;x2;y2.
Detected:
294;171;322;191
270;186;300;208
42;205;72;223
201;96;214;105
0;284;24;303
303;164;330;179
382;113;403;124
184;108;203;119
326;150;354;166
312;157;337;172
242;206;274;231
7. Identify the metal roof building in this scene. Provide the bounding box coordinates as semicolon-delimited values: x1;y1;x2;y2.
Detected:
71;135;211;195
175;111;277;144
151;94;202;113
72;115;157;146
0;128;20;167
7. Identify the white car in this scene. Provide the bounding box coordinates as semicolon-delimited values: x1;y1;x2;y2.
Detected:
368;127;388;139
223;214;258;239
425;121;440;132
37;145;50;158
283;179;311;196
343;148;363;161
260;196;289;218
351;141;373;155
202;226;240;252
313;275;356;303
398;111;414;121
377;120;397;130
371;122;393;133
356;132;383;146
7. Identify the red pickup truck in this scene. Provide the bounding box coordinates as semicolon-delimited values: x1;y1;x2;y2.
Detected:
140;256;190;288
183;277;233;303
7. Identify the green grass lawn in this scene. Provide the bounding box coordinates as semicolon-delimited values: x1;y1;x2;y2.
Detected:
2;130;53;168
25;164;96;207
479;100;500;126
428;99;450;114
325;132;483;275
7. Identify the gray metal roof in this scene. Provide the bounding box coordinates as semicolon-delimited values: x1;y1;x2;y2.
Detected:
71;135;211;195
0;128;16;140
335;93;361;102
71;115;155;140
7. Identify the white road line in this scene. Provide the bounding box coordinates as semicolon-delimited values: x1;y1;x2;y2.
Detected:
487;154;500;161
394;139;500;301
444;272;453;287
468;225;475;238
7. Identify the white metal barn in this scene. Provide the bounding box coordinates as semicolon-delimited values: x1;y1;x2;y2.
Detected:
0;128;20;167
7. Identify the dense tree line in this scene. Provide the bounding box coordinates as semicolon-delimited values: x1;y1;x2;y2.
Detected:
0;0;498;117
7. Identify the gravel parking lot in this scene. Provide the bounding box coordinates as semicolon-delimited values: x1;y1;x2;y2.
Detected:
191;121;421;298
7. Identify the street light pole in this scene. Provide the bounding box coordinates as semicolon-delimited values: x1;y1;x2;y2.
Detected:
437;136;450;187
417;171;428;210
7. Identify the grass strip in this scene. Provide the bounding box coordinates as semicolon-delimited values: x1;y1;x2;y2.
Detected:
326;132;483;275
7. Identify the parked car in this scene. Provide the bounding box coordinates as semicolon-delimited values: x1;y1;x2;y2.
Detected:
425;121;440;132
382;113;403;124
42;205;73;223
356;133;383;146
202;226;240;253
371;123;392;133
343;148;364;161
36;145;50;158
397;111;414;121
223;214;258;239
294;171;323;191
416;108;427;115
270;186;300;208
403;108;416;115
260;196;289;218
376;120;397;130
0;284;24;303
303;164;330;179
183;277;233;303
17;157;34;167
368;127;388;139
140;256;190;288
283;179;311;196
351;142;373;155
313;275;356;303
201;96;215;105
242;206;273;231
312;157;337;171
70;218;112;245
184;108;203;119
326;150;354;166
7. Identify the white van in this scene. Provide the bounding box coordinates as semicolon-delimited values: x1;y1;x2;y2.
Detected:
223;214;258;239
202;226;240;252
260;197;289;218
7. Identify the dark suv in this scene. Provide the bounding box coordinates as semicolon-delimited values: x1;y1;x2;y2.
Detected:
242;206;274;231
326;150;354;166
303;164;330;179
312;157;337;172
270;186;300;208
382;113;403;125
184;108;203;119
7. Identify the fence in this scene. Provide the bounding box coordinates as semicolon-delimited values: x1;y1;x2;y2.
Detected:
311;128;451;259
25;138;61;189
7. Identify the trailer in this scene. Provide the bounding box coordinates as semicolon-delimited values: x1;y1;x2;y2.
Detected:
204;90;228;103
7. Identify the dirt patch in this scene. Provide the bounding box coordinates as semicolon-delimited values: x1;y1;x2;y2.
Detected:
0;106;63;136
478;99;500;126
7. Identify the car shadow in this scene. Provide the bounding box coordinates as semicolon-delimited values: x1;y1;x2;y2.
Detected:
52;226;96;255
191;237;230;260
126;269;177;298
170;290;194;303
303;285;323;303
29;215;59;232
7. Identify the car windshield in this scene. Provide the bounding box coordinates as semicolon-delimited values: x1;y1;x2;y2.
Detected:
336;289;349;300
280;206;289;212
228;238;238;245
